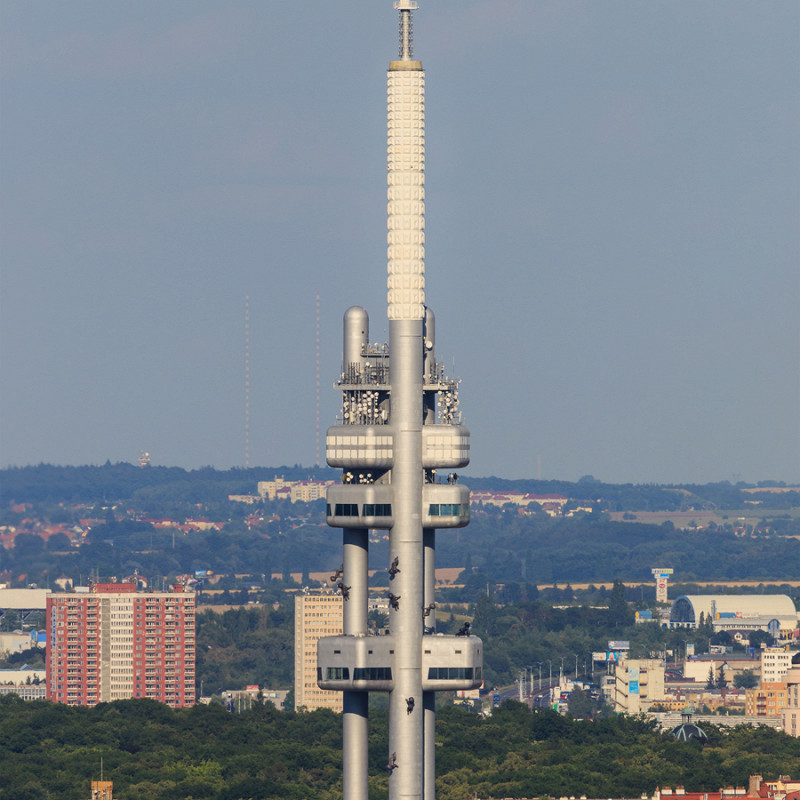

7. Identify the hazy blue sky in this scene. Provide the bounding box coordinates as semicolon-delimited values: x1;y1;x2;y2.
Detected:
1;1;798;484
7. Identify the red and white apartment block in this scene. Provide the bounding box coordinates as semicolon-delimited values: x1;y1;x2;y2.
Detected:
46;582;196;707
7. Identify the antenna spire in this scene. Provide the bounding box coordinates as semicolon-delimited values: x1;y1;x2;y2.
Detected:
395;1;419;60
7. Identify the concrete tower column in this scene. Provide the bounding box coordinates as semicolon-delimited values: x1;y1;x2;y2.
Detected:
423;526;436;800
388;319;424;800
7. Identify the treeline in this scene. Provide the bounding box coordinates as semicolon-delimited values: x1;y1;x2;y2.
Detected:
434;510;800;586
0;463;336;505
1;695;798;800
3;463;798;511
196;605;294;692
3;523;342;589
4;513;800;595
463;475;800;511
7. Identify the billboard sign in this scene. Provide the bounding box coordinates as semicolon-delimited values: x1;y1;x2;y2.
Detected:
628;666;640;695
609;640;630;650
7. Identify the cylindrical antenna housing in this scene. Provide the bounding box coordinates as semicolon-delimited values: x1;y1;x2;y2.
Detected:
423;307;436;378
343;306;369;376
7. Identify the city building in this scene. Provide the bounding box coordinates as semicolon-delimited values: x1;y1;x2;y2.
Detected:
782;654;800;736
682;656;751;684
749;776;800;799
88;780;115;800
473;778;800;800
667;594;798;638
652;777;800;800
0;587;49;628
745;682;789;717
46;582;195;707
760;646;799;683
0;668;46;700
294;589;343;712
258;477;334;503
470;490;568;515
316;4;482;799
614;658;666;714
0;631;41;657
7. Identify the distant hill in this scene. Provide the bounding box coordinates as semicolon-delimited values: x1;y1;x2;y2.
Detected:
2;462;797;509
0;462;338;504
2;464;798;590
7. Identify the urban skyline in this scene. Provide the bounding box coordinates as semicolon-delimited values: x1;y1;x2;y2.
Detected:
1;2;798;486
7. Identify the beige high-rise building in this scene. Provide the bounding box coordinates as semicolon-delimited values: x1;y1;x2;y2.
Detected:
614;658;665;713
294;590;343;711
760;646;798;683
745;681;789;716
782;660;800;736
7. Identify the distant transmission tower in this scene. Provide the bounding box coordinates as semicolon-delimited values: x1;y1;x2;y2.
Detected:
315;291;321;467
245;292;250;469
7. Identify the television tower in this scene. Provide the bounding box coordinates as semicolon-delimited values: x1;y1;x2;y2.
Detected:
318;3;482;799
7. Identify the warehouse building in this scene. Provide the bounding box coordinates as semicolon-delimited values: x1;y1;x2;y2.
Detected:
667;595;798;640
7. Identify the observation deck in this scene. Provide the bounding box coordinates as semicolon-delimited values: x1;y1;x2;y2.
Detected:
326;423;469;470
326;482;469;528
317;633;482;692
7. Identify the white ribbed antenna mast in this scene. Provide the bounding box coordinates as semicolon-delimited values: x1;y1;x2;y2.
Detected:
245;293;250;469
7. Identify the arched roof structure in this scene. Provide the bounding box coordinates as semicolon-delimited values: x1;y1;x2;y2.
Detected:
669;594;797;627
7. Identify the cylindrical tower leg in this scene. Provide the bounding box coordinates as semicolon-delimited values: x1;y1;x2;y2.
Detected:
343;692;369;800
423;692;435;800
423;527;435;622
343;528;369;800
343;528;369;634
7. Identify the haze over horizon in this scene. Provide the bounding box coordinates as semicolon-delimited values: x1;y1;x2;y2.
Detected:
2;1;798;486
